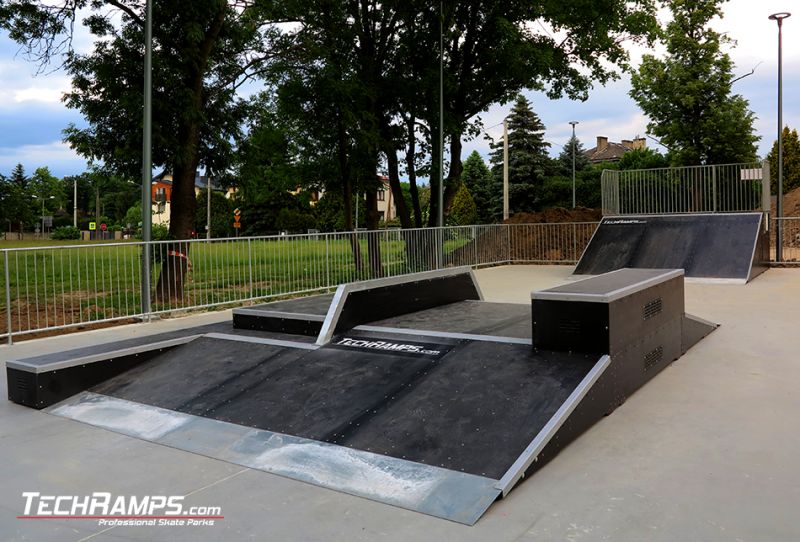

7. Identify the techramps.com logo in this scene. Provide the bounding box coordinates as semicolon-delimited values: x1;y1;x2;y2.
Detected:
18;492;223;527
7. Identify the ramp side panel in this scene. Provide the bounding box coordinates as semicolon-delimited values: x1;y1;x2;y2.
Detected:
317;268;482;344
48;392;501;526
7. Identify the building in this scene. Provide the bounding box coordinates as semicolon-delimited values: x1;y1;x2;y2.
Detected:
376;176;396;222
151;173;227;226
584;136;647;164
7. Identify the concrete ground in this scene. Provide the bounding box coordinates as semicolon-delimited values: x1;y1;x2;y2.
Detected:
1;265;799;541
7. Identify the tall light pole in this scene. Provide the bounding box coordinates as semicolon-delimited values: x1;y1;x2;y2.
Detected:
73;177;77;228
769;12;790;263
438;0;444;229
503;119;509;220
569;121;579;209
141;0;153;316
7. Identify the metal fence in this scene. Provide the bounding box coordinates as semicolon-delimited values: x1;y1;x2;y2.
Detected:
3;218;798;342
601;162;770;215
773;217;800;262
0;223;595;342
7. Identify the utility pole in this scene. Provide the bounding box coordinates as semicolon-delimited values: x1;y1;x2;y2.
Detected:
73;177;77;228
503;119;509;221
569;121;579;209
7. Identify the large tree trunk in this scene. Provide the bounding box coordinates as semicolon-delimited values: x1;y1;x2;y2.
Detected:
338;116;362;273
405;114;423;228
383;142;412;229
443;136;464;214
153;5;225;303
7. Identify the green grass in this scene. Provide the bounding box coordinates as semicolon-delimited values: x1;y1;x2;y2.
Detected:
0;233;476;334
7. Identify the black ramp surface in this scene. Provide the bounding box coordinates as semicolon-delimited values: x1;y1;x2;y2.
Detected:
94;332;599;480
575;213;764;279
93;338;307;412
337;338;598;479
244;293;334;315
366;300;531;339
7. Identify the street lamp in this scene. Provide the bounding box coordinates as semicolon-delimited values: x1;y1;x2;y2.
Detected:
769;12;790;262
141;0;153;316
569;121;579;209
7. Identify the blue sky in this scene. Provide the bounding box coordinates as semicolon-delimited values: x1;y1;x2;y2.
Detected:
0;0;798;178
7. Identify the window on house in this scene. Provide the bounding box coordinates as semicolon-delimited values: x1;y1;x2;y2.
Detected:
155;187;167;203
377;189;385;201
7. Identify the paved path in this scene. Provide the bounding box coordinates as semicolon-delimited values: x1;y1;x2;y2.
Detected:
2;265;798;541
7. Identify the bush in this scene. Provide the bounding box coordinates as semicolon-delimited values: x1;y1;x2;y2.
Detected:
51;226;81;240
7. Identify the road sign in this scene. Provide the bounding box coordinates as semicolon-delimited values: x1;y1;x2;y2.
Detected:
100;223;107;232
234;208;241;217
89;222;96;231
233;222;241;229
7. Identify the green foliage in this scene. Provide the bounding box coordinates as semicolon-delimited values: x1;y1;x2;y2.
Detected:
194;191;235;239
240;190;315;235
314;191;367;232
0;164;36;228
51;226;81;240
447;184;478;226
767;127;800;195
557;135;590;176
538;172;603;210
489;96;553;214
616;148;670;170
630;0;758;165
462;151;497;223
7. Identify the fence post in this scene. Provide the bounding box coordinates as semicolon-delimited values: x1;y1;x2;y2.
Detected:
247;238;254;297
506;224;511;263
325;235;331;287
5;251;12;345
712;166;717;212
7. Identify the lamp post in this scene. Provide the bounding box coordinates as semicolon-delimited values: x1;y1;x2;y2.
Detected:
769;12;790;262
141;0;153;317
569;121;579;209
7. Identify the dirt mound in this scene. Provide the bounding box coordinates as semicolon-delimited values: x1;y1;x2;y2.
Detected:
504;207;602;224
771;186;800;217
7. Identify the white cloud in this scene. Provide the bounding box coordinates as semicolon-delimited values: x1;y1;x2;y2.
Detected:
0;141;88;176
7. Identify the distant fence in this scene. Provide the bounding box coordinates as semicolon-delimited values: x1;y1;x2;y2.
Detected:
0;224;596;342
601;162;770;215
2;218;798;343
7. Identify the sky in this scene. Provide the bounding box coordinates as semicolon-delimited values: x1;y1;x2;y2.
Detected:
0;0;798;178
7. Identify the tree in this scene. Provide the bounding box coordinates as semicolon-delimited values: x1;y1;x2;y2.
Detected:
2;0;281;299
617;147;669;171
556;136;590;177
767;127;800;195
461;151;497;223
1;164;36;230
630;0;758;166
488;96;551;215
447;183;477;226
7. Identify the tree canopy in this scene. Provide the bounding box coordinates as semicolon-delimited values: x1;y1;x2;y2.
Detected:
489;96;552;214
767;127;800;195
629;0;758;166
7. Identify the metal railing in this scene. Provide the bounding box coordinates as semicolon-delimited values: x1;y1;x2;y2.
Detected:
3;217;798;342
773;217;800;263
0;223;596;342
601;162;770;215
